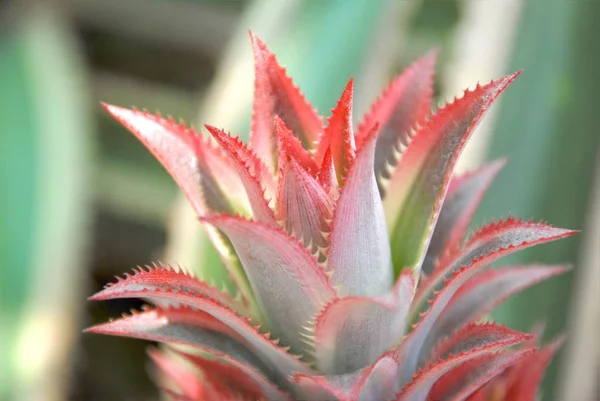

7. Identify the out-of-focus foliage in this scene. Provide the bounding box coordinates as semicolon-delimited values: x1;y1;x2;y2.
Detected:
0;8;92;400
477;0;600;399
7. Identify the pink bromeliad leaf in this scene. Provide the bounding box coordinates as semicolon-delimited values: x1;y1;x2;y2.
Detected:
201;214;337;353
501;337;565;400
88;287;311;381
395;336;530;401
275;118;333;253
467;337;564;401
291;374;340;401
204;125;276;225
148;349;206;400
101;106;254;293
274;116;319;175
162;388;197;401
154;350;267;401
250;33;323;172
102;104;248;216
428;347;534;401
293;353;400;401
327;124;393;297
314;79;356;186
394;223;574;386
86;306;273;374
355;51;436;195
352;355;402;401
414;218;577;310
426;264;570;356
276;156;333;254
317;147;338;196
384;72;520;277
313;271;414;374
88;265;251;317
428;323;533;363
422;159;506;275
178;351;292;401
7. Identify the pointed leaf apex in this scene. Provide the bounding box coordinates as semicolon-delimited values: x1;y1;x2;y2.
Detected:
358;50;438;199
457;157;508;184
101;102;128;118
315;78;356;184
327;118;392;297
274;115;318;174
249;34;323;172
341;77;354;102
359;121;381;150
204;125;276;224
317;146;338;191
386;70;523;275
249;31;269;53
471;218;579;244
424;47;440;60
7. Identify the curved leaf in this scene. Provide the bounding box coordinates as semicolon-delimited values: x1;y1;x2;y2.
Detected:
428;348;534;401
275;119;333;253
327;124;393;297
101;107;257;299
292;374;342;401
356;51;437;195
89;265;250;316
148;349;206;400
422;159;506;275
88;296;310;381
395;338;528;401
276;156;333;254
469;337;565;401
415;218;577;310
274;116;318;175
395;227;572;386
427;265;569;356
355;355;401;401
201;215;337;353
293;354;400;401
385;73;520;277
314;272;414;374
179;351;291;401
161;388;197;401
250;33;323;171
315;78;356;185
488;337;564;401
204;125;276;224
102;105;248;216
429;323;532;362
317;147;338;196
86;307;274;377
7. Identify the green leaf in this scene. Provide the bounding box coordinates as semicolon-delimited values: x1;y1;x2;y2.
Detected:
0;9;93;399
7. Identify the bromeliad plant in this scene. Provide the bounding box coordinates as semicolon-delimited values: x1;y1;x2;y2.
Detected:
87;33;576;401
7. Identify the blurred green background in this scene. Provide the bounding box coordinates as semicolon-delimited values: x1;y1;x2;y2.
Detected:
0;0;598;400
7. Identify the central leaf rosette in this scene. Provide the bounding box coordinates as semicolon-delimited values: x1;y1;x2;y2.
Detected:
87;33;576;401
